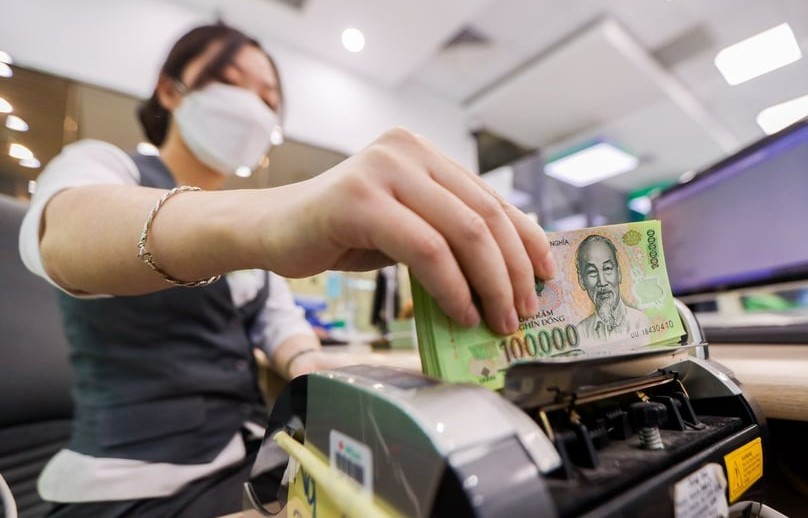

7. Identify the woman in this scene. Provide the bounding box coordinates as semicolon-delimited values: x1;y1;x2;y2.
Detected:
19;23;554;516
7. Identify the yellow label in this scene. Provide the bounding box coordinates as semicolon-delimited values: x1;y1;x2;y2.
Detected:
288;463;346;518
723;437;763;503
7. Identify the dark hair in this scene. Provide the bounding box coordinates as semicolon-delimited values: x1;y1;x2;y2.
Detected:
137;23;283;146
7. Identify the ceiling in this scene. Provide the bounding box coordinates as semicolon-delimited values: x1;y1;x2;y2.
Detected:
3;0;808;195
163;0;808;191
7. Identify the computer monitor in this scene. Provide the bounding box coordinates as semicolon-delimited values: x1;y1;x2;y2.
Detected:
652;118;808;297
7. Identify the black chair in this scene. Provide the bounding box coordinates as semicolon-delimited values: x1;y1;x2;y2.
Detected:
0;194;74;518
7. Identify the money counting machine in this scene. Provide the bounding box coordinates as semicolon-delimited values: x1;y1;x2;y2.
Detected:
244;301;772;517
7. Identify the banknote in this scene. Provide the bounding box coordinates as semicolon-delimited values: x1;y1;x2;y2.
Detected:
412;220;685;390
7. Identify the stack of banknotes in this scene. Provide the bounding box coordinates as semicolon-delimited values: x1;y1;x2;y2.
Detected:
411;220;685;390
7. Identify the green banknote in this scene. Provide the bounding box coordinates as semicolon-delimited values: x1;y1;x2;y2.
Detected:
411;220;685;390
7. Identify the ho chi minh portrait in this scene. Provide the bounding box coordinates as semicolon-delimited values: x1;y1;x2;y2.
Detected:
575;235;650;342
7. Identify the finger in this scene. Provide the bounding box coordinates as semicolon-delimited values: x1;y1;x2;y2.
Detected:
361;198;482;330
416;141;556;284
406;154;538;318
392;179;519;334
415;137;556;282
501;203;556;280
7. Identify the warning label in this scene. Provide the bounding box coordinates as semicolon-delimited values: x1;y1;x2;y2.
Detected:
723;437;763;503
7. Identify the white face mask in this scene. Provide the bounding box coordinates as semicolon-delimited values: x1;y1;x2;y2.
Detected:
173;82;283;176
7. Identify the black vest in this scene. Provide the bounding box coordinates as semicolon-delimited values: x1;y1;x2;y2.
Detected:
57;154;269;464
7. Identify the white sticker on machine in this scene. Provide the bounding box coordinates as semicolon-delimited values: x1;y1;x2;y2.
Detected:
329;429;373;494
674;463;729;518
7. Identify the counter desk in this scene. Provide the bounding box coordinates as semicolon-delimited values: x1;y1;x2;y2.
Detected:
260;341;808;422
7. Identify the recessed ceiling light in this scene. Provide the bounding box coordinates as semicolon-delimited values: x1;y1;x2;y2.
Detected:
0;62;11;78
9;143;34;160
756;93;808;134
5;114;28;132
20;157;41;169
235;166;252;178
545;141;638;187
0;97;11;113
714;23;801;85
342;27;365;53
0;51;12;64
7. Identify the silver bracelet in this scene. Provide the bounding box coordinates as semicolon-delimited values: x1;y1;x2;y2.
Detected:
137;186;222;288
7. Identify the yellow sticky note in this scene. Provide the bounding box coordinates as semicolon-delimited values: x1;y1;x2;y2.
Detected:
723;437;763;503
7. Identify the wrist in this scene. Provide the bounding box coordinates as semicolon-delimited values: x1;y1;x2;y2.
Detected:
208;189;279;272
280;347;320;379
147;189;263;278
253;180;327;278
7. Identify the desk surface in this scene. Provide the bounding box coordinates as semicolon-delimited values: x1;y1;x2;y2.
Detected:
323;342;808;423
708;344;808;422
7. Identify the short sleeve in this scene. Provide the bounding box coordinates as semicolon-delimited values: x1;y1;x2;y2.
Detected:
18;140;140;288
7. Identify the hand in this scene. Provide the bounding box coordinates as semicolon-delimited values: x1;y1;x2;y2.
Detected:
285;350;362;379
261;128;555;335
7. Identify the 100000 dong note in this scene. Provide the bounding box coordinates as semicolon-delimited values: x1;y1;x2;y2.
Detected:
411;221;685;390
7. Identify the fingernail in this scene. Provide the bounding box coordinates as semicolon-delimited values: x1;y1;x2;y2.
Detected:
503;308;519;334
542;255;557;279
464;304;480;327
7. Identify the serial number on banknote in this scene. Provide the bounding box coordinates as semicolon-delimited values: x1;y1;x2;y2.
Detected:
498;325;580;363
640;319;677;336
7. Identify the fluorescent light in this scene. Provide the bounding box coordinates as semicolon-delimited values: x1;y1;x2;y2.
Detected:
756;93;808;134
0;97;11;113
628;196;652;215
235;166;252;178
9;143;33;160
342;28;365;53
714;23;801;85
19;157;40;168
5;114;28;132
545;141;638;187
0;50;11;64
0;62;11;78
136;142;159;156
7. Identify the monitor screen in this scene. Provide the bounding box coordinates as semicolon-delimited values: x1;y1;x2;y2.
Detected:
652;119;808;296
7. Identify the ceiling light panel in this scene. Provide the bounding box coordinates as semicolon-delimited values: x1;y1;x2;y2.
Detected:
545;141;638;187
756;94;808;135
714;23;802;85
